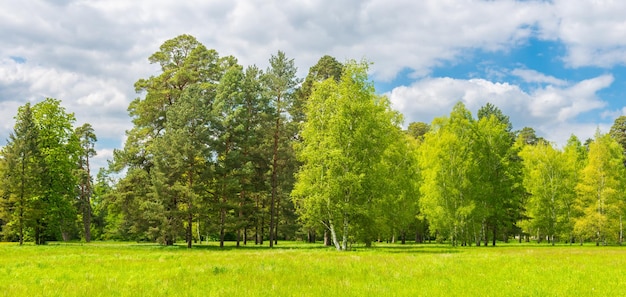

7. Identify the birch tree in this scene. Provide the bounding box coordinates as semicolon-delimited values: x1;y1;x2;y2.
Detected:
419;102;478;246
292;60;401;250
519;141;572;244
575;132;626;245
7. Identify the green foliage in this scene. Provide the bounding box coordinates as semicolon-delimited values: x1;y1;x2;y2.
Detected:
0;103;42;244
609;115;626;164
419;102;519;246
419;102;478;245
519;141;577;244
75;123;97;242
263;50;302;247
1;98;86;244
4;34;626;248
293;60;403;250
406;121;430;141
575;132;626;245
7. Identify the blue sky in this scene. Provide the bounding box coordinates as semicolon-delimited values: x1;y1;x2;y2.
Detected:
2;0;626;171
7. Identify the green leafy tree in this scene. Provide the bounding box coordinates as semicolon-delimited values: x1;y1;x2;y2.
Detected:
475;103;519;245
292;60;401;250
419;102;478;246
292;56;344;244
0;103;42;244
562;135;587;243
376;133;421;244
575;132;626;245
406;122;430;141
519;141;573;245
477;102;513;132
609;115;626;165
32;98;81;243
516;127;541;146
294;55;343;124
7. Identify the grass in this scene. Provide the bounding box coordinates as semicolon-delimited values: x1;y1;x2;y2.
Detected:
1;241;626;296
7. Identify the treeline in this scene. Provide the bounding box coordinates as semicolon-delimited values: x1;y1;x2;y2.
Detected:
0;99;96;244
2;34;626;249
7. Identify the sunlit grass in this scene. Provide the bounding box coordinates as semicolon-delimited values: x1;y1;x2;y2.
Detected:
1;241;625;296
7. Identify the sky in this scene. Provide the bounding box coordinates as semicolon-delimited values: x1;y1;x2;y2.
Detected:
2;0;626;172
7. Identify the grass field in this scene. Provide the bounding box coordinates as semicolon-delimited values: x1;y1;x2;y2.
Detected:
1;241;625;296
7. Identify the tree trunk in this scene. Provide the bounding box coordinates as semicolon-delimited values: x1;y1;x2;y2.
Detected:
83;201;92;243
401;230;406;244
84;154;92;243
269;99;281;249
415;228;419;244
341;215;349;250
254;195;260;245
492;225;497;246
483;225;488;246
259;197;265;245
324;229;331;246
274;190;281;245
219;205;226;248
329;219;341;251
186;174;193;249
619;214;624;245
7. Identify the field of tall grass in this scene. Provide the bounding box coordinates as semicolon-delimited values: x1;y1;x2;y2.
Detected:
1;241;625;296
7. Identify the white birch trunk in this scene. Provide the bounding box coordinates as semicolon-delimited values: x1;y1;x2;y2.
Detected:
328;219;341;251
342;215;349;251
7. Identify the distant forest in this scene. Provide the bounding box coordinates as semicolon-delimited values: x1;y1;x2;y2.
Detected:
3;34;626;250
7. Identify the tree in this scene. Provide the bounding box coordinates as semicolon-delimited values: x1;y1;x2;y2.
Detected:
477;102;513;132
213;65;250;248
376;133;421;244
0;103;41;244
406;122;430;141
609;115;626;165
575;132;626;245
151;86;213;248
562;135;587;243
112;34;234;245
32;98;81;243
419;102;479;246
263;51;301;247
474;110;516;246
519;141;572;245
292;60;401;250
75;123;97;242
516;127;541;146
294;55;343;124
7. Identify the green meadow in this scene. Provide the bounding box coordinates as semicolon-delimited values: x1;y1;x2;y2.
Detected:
1;241;625;296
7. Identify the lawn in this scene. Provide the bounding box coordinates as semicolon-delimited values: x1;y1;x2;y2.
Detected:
0;241;624;296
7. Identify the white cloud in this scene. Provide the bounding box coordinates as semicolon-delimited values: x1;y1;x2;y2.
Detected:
511;68;568;86
0;58;131;148
539;0;626;68
2;0;626;166
388;74;613;145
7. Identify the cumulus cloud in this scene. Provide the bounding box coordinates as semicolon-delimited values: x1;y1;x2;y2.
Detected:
0;58;131;148
2;0;626;170
541;0;626;68
388;74;613;146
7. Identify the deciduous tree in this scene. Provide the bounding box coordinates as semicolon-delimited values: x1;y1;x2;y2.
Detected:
293;60;401;250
